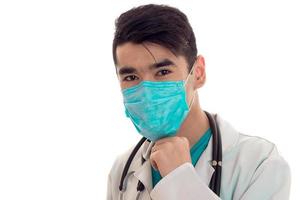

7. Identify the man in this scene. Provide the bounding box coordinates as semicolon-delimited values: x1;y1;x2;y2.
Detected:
107;4;291;200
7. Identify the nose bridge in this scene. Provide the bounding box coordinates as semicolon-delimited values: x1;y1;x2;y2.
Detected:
139;69;155;82
142;75;155;82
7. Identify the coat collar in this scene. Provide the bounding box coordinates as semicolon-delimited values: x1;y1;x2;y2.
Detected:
130;113;239;192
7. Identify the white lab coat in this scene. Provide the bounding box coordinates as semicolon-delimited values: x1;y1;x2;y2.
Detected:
106;114;291;199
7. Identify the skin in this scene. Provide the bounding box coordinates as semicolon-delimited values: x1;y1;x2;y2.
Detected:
115;42;210;177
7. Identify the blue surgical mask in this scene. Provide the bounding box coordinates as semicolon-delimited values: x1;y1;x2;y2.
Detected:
121;64;196;141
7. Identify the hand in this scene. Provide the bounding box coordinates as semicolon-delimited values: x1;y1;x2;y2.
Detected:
150;136;191;177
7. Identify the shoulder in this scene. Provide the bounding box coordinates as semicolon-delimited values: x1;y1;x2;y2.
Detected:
236;133;276;156
221;132;290;196
225;132;290;180
238;132;289;168
217;114;284;163
227;132;288;165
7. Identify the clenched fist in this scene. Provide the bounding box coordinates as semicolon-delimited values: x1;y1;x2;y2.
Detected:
150;136;192;177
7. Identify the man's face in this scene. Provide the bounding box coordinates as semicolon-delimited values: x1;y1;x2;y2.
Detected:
115;42;206;107
115;42;192;90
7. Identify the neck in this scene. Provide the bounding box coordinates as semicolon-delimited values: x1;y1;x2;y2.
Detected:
176;95;210;149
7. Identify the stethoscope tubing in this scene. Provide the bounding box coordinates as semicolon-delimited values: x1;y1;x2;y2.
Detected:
119;111;222;197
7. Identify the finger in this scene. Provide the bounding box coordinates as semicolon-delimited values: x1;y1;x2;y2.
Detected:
151;145;157;153
151;143;171;154
180;136;190;147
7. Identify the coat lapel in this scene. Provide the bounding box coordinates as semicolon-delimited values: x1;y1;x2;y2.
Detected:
194;114;240;185
194;136;216;185
132;140;155;192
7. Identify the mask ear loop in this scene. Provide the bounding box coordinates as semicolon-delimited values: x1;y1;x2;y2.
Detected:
184;62;196;87
184;62;197;109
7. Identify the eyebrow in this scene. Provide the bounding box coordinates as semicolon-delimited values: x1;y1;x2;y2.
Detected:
118;67;137;75
118;59;177;75
150;59;177;70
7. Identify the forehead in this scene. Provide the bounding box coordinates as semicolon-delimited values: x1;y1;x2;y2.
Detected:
116;42;186;69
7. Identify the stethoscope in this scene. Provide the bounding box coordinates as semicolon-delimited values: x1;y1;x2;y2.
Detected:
118;111;222;198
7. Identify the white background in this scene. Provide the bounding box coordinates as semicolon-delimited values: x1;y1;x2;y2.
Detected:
0;0;299;199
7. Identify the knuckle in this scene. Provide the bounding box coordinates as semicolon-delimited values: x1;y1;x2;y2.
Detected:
150;151;156;159
181;137;189;145
150;151;160;160
174;136;181;143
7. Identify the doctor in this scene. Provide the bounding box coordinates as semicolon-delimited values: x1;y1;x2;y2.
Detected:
107;4;291;200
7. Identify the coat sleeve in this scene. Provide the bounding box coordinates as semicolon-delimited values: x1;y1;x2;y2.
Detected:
149;148;291;200
240;148;291;200
150;162;221;200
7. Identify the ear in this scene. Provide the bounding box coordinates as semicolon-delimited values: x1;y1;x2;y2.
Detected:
194;55;206;89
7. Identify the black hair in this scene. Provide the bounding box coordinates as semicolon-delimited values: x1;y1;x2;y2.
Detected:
112;4;198;71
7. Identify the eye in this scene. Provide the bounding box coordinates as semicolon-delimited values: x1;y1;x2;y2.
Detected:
156;69;172;76
123;75;139;82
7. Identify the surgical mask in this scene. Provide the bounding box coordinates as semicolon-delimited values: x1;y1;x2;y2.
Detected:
121;63;196;141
